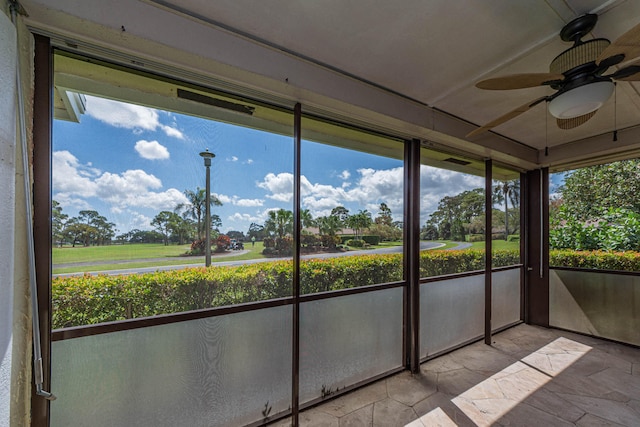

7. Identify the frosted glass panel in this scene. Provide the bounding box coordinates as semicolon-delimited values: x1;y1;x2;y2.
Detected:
420;275;484;358
492;269;521;329
51;306;291;427
550;269;640;346
300;288;403;403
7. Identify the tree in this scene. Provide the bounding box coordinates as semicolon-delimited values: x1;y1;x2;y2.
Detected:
558;159;640;221
52;200;68;247
176;187;223;240
493;179;520;239
227;230;246;241
375;202;393;227
300;209;316;229
347;210;372;240
426;188;484;241
64;210;115;246
151;211;178;246
247;223;266;241
316;215;342;236
330;206;350;226
264;209;293;239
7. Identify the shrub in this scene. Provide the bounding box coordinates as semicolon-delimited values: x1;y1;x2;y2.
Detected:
550;249;640;271
189;239;206;255
361;235;381;245
320;234;340;249
507;235;520;243
263;238;275;248
346;239;365;248
216;235;231;252
469;234;484;242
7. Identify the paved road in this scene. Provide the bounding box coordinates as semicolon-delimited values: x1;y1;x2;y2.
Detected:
53;241;472;277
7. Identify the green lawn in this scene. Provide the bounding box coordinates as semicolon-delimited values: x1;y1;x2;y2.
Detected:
52;239;520;274
53;243;193;264
52;242;269;274
469;240;520;251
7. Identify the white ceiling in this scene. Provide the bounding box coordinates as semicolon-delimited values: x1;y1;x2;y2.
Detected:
21;0;640;170
150;0;640;154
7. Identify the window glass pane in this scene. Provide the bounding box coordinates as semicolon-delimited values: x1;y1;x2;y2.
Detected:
299;288;403;404
299;117;404;293
51;305;292;427
550;160;640;272
419;149;485;277
52;53;293;327
491;167;521;267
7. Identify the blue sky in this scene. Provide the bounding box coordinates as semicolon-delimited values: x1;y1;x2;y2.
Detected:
53;95;487;235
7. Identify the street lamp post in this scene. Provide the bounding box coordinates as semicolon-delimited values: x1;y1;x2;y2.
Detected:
199;149;216;267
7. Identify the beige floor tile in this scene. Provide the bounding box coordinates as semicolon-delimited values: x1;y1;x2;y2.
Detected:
417;406;459;427
412;392;477;427
495;402;575;426
386;371;437;406
569;347;633;376
421;354;463;374
436;368;488;396
449;343;516;374
576;413;626;426
523;388;586;423
557;393;640;426
338;403;372;427
372;397;417;427
589;367;640;398
317;380;387;418
294;325;640;427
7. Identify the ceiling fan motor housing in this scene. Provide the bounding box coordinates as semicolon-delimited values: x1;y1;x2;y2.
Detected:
550;39;610;74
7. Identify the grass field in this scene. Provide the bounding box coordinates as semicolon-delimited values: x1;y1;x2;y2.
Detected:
52;242;269;274
52;239;520;274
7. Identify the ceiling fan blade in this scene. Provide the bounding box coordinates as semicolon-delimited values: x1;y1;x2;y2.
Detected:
610;64;640;81
476;73;564;90
466;96;547;138
597;21;640;64
556;110;597;130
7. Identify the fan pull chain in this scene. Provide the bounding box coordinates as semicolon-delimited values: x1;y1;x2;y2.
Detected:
613;82;618;142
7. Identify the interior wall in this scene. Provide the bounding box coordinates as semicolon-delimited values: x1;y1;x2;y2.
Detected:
1;5;36;426
0;8;17;427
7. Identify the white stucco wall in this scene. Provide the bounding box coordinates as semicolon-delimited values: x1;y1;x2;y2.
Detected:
0;9;17;427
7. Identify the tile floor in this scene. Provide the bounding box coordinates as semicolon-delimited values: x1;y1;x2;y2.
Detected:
272;324;640;426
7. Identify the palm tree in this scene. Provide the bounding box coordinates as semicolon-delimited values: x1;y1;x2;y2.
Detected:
493;180;520;240
347;209;372;240
300;209;316;229
175;187;222;239
264;209;294;239
316;215;342;236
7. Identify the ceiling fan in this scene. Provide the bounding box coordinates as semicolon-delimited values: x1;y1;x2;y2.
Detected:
467;13;640;138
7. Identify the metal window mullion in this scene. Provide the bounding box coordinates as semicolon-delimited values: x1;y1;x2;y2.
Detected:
485;159;492;345
291;102;301;427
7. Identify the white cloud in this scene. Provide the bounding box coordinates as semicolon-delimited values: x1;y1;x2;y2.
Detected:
52;151;98;197
228;212;261;222
339;170;351;180
257;172;295;202
84;95;183;138
235;198;264;207
246;159;254;164
53;150;188;213
160;125;184;139
135;140;170;160
229;156;239;162
255;166;483;224
214;193;264;207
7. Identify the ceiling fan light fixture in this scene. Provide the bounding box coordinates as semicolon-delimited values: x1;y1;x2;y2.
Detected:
548;81;614;119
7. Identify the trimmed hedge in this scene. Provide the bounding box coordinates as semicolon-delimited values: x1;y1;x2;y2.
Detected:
53;249;523;328
339;235;380;245
550;249;640;271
